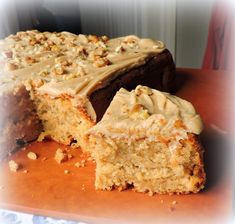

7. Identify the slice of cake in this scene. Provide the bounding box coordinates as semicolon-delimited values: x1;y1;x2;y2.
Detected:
85;85;206;194
0;30;175;157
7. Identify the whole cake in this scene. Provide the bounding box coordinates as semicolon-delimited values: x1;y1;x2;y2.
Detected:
0;30;175;159
85;86;206;194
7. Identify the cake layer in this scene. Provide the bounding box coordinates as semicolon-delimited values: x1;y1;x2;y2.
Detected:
85;86;206;194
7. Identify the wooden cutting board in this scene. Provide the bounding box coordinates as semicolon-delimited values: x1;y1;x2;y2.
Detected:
0;68;233;224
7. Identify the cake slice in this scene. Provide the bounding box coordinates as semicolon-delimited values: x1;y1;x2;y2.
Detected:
85;85;206;194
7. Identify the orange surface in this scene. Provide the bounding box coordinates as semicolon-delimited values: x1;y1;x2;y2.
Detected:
0;68;233;224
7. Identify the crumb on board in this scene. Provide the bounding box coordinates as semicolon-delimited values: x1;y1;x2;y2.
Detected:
160;199;164;203
87;156;93;161
64;170;70;174
81;184;85;191
41;157;47;161
8;160;20;172
54;148;68;164
75;159;86;168
172;200;177;205
23;170;28;173
68;154;73;160
27;151;38;160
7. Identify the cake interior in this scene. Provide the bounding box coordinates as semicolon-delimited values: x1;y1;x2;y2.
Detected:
34;93;95;148
87;131;205;194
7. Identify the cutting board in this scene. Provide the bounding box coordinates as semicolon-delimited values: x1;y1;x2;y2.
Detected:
0;68;233;223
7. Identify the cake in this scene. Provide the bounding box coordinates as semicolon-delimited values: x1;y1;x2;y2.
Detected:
85;86;206;194
0;30;175;159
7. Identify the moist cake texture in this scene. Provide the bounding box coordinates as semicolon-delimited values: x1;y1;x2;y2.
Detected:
85;85;206;194
0;30;175;158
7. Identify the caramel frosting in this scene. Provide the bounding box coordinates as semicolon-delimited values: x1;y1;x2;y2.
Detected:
0;30;166;121
87;86;203;138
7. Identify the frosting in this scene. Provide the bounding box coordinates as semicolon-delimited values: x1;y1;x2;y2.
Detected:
87;86;203;137
0;30;165;121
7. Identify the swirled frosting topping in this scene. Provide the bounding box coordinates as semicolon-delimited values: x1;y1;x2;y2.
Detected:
88;85;203;136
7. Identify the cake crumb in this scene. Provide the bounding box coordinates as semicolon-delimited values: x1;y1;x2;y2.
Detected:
64;170;70;174
54;148;68;164
41;157;47;161
87;156;93;161
23;169;28;173
27;152;38;160
160;199;164;204
68;154;73;160
81;184;85;191
75;159;86;168
172;200;177;205
8;160;20;172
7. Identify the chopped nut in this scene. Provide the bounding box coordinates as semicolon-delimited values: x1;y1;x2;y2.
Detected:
115;45;125;53
8;160;20;172
24;56;37;65
129;104;150;120
135;86;153;96
27;152;38;160
6;62;18;71
88;35;99;43
54;148;68;164
101;35;109;43
78;34;88;44
123;36;138;48
2;50;13;58
35;33;46;42
93;57;111;68
52;63;64;75
39;71;49;77
29;38;37;46
94;47;107;57
50;45;60;52
152;41;165;49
